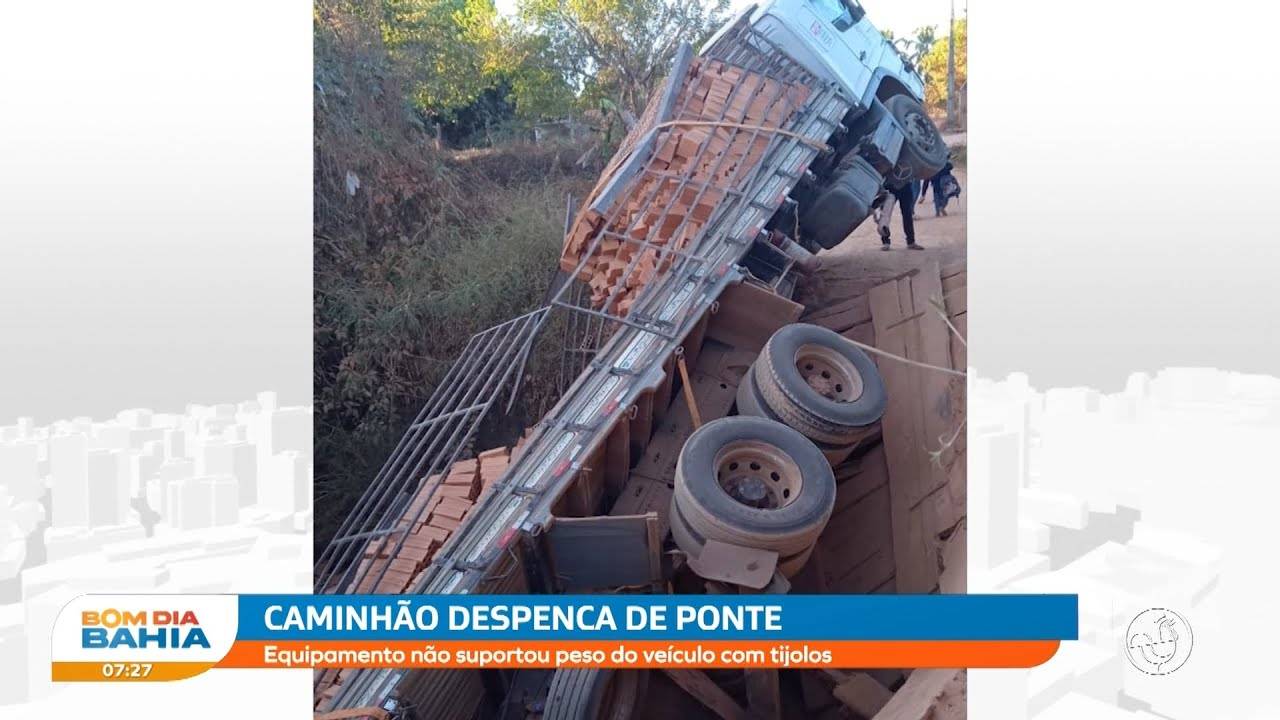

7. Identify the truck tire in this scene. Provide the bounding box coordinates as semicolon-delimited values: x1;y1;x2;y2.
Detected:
670;494;815;576
777;544;816;577
885;94;947;182
545;668;647;720
754;324;886;446
671;416;835;565
736;365;863;466
735;364;779;421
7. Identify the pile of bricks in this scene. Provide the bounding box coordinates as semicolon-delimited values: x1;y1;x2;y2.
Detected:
560;57;810;316
343;445;512;595
476;446;510;490
317;443;520;711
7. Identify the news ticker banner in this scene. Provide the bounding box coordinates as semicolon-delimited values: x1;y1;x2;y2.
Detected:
51;593;1078;682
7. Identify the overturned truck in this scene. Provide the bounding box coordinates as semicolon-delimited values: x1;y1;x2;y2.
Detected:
316;3;959;718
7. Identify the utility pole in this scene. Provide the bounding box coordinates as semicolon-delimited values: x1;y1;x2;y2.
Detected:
946;0;957;128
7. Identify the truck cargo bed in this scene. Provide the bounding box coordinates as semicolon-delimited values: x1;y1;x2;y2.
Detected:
316;15;857;712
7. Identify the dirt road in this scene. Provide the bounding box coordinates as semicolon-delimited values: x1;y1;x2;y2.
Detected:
798;167;967;308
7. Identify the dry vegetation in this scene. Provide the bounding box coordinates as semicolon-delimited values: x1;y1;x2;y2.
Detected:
313;3;595;550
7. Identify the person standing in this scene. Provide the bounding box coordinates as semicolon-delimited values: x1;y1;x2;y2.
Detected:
877;180;923;250
919;158;959;217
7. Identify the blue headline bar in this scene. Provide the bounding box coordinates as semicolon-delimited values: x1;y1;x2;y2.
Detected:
235;594;1078;642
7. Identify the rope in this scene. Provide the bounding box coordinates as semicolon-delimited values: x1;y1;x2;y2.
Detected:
929;296;967;349
841;336;967;378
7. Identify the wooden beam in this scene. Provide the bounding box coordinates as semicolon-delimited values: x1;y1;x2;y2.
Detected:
868;263;958;594
744;669;781;720
676;354;703;429
801;294;870;325
938;269;967;548
707;281;802;351
663;669;753;720
802;294;872;333
832;672;892;718
645;512;663;592
871;669;964;720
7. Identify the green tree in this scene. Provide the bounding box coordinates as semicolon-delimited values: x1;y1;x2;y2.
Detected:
921;18;966;119
517;0;730;122
489;22;578;120
381;0;497;119
906;25;936;71
887;25;936;82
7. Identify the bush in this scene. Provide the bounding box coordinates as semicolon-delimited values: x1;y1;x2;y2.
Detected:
313;1;593;553
314;144;592;551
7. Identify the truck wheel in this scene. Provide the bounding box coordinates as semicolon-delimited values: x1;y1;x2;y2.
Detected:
671;498;816;577
736;365;864;466
777;543;816;577
545;668;647;720
885;94;947;182
735;364;779;421
755;324;886;446
671;416;835;562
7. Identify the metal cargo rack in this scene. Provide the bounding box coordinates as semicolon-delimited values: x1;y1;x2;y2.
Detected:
313;308;550;595
321;13;855;712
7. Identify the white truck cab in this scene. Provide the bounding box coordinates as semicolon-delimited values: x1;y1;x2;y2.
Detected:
704;1;947;250
706;0;925;111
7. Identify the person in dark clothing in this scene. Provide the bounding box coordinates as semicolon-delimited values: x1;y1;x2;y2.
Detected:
875;180;922;250
919;159;960;217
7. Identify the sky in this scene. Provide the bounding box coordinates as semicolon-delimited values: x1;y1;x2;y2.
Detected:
758;0;959;38
492;0;961;41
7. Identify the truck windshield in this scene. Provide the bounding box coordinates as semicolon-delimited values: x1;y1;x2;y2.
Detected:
809;0;855;31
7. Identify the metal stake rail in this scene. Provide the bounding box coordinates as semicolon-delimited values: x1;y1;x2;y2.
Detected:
325;15;855;710
313;308;550;596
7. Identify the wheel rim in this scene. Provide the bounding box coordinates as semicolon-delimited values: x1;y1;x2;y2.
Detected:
903;110;937;152
794;343;864;403
714;440;803;510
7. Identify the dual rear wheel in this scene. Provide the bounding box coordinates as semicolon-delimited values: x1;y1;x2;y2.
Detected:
670;415;836;579
739;323;885;463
